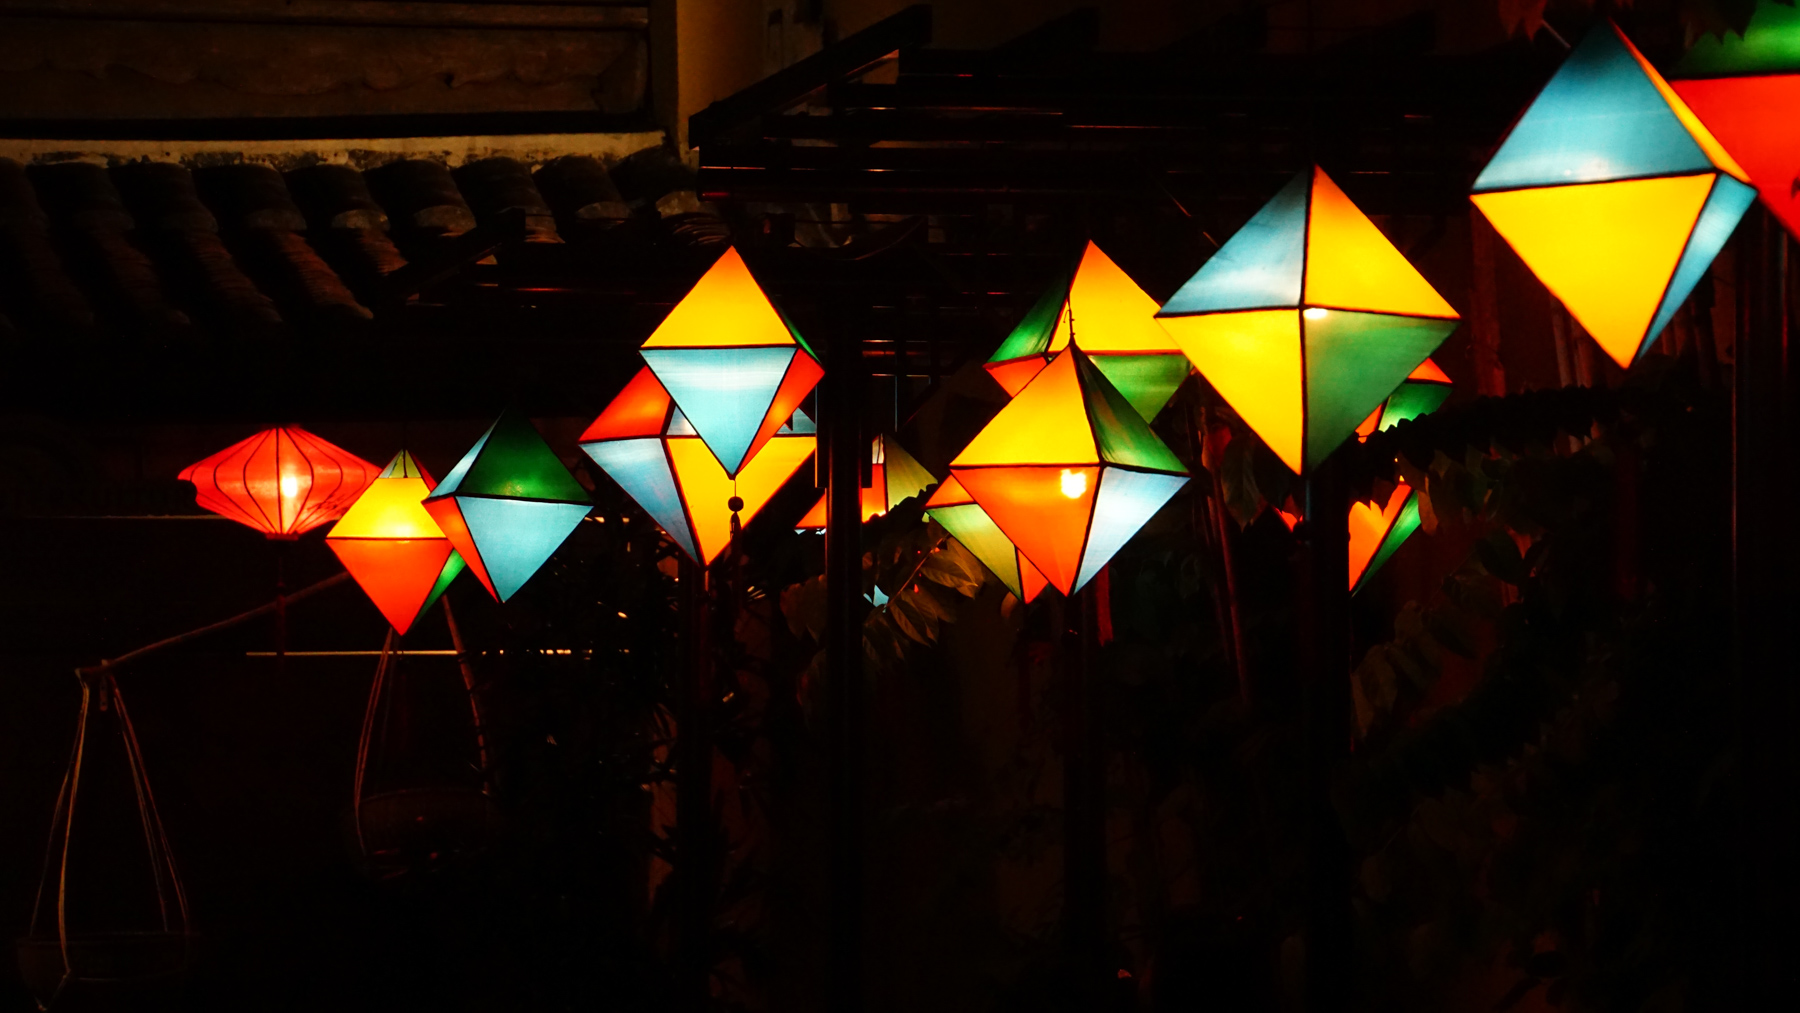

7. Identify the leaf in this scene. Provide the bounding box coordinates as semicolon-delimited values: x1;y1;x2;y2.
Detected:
780;575;828;641
1477;529;1528;586
1219;435;1263;528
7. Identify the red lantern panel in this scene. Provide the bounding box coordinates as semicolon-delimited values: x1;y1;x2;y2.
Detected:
179;426;378;539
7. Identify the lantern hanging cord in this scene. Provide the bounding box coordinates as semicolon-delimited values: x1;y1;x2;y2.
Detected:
75;571;353;678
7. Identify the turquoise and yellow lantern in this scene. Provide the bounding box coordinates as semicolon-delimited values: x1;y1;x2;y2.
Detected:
1156;166;1460;474
638;246;824;476
985;240;1191;421
579;367;815;564
1471;20;1755;369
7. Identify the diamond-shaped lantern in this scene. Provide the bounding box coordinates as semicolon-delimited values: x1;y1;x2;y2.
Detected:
638;246;824;477
326;451;465;635
794;434;936;530
985;240;1192;421
422;411;591;603
1670;1;1800;238
579;367;815;564
923;475;1049;603
1349;483;1422;596
950;345;1189;596
1356;358;1453;441
1471;21;1755;368
179;426;378;539
1157;167;1460;475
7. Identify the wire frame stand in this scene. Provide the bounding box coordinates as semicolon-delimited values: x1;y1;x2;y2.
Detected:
350;597;500;884
22;671;195;1012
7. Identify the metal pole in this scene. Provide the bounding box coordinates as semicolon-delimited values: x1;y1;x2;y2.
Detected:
676;552;714;1011
1061;582;1108;1005
824;308;868;1012
1300;461;1353;1011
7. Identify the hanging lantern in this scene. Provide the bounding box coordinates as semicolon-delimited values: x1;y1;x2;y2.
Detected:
923;475;1048;603
949;345;1189;596
1470;20;1755;369
794;434;936;530
638;246;824;476
1356;358;1454;440
1349;483;1422;596
1670;1;1800;238
179;426;379;539
1156;167;1460;475
579;367;815;564
422;411;591;603
325;451;465;635
985;240;1191;421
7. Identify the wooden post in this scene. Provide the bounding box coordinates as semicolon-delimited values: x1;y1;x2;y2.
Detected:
824;310;868;1012
1468;208;1509;398
676;553;714;1011
1061;582;1109;1005
1300;460;1353;1012
1734;210;1799;1005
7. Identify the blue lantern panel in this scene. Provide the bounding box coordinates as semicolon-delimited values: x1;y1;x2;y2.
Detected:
456;497;592;602
581;437;699;561
1074;468;1190;592
1473;25;1714;193
1159;171;1309;315
1642;174;1757;358
640;345;798;474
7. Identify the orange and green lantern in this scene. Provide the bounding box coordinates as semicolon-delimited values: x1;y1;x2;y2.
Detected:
1348;483;1421;596
1356;358;1453;440
1670;1;1800;239
923;475;1048;603
1471;20;1755;368
180;426;378;539
638;246;824;477
1156;166;1459;475
580;367;815;564
422;411;591;603
950;345;1189;596
326;451;465;635
985;240;1191;420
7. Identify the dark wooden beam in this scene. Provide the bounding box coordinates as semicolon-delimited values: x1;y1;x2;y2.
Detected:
687;4;932;149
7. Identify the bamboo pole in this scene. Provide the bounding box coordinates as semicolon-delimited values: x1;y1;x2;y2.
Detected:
76;571;352;678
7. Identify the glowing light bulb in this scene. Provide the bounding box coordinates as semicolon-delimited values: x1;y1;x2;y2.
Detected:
280;475;300;498
1303;307;1329;321
1059;468;1087;499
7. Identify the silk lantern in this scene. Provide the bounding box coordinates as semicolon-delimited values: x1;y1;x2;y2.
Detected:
923;475;1049;603
1471;20;1755;369
580;366;815;564
985;240;1191;420
950;345;1189;596
1671;1;1800;238
1156;167;1460;475
638;246;824;476
180;426;378;538
1348;483;1422;596
794;434;936;530
326;451;465;634
1356;358;1453;440
422;411;591;603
